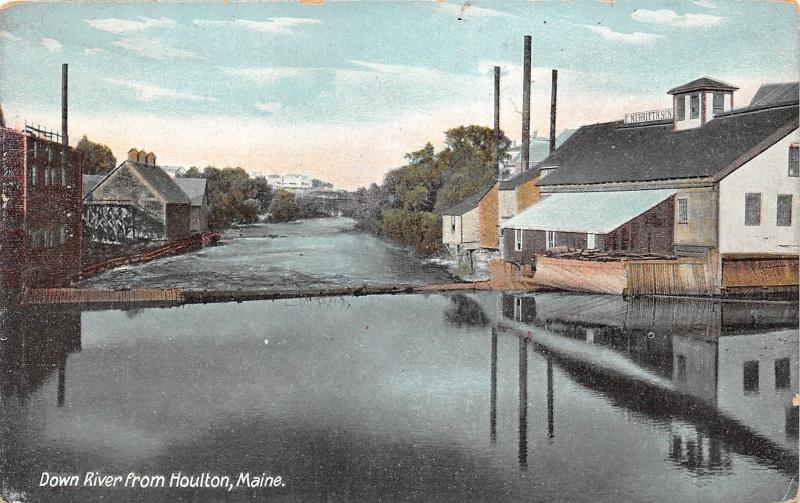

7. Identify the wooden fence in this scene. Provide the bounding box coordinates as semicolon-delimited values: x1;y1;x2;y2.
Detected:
722;256;799;289
80;232;220;279
625;259;714;297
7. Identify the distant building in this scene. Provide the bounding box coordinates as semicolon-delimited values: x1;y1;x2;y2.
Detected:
173;177;209;232
440;186;491;256
83;148;191;243
161;165;187;178
0;126;83;292
266;173;314;191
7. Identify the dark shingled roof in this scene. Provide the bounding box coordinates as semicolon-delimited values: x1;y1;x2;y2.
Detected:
97;160;190;204
750;82;799;107
668;77;738;95
174;177;207;206
439;184;493;216
537;102;798;186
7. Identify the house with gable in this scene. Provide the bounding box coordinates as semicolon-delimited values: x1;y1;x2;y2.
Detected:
83;148;191;244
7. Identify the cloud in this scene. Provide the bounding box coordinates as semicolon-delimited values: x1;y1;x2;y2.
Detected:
577;25;662;44
693;0;716;9
193;17;320;34
84;47;108;56
434;1;514;19
631;9;722;28
220;66;309;81
41;38;62;51
112;38;200;60
0;30;20;41
255;102;282;113
105;78;216;103
85;16;176;34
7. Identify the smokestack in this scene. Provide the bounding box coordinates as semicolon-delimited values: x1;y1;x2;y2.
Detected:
61;63;68;176
494;66;501;178
521;36;531;170
549;69;558;154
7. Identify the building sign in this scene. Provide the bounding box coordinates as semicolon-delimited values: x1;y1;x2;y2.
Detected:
623;108;673;124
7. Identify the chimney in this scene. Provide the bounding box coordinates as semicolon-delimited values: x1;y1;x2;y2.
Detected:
521;35;531;170
61;63;68;178
137;150;146;163
494;65;501;180
549;69;558;154
146;152;156;166
128;148;139;161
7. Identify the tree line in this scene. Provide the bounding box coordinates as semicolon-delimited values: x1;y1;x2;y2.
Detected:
349;125;510;256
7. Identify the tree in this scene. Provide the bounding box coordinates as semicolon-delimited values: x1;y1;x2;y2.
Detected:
181;166;204;178
205;166;263;228
77;136;116;175
269;189;299;222
252;176;273;212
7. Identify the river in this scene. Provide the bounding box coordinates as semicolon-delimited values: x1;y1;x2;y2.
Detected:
1;292;797;502
81;217;454;290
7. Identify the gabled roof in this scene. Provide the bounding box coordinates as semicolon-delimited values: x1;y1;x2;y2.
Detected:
174;177;208;206
89;160;190;204
439;184;493;216
537;102;798;187
82;174;106;198
500;189;675;234
668;77;738;95
750;82;799;107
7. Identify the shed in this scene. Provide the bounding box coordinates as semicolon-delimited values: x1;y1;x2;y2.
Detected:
174;177;209;232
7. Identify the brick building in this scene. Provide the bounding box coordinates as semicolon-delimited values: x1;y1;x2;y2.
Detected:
0;127;83;295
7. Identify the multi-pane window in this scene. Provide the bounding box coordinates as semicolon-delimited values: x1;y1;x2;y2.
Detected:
450;215;456;233
31;166;37;186
690;93;700;119
59;224;68;245
546;230;556;250
676;95;686;121
743;360;759;394
712;92;724;115
677;198;688;224
790;144;799;177
745;193;761;226
61;166;68;187
47;147;53;162
44;168;50;186
777;195;793;226
775;358;791;390
514;229;523;251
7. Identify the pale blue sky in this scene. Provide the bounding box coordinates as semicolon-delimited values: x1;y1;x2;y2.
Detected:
1;1;797;188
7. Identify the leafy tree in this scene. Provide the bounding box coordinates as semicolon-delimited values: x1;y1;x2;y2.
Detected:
180;166;204;178
205;166;262;228
269;189;299;222
252;176;273;211
77;135;116;175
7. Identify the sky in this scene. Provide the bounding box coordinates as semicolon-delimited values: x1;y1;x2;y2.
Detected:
0;0;797;189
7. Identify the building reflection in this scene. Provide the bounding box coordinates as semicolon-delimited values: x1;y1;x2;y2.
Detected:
0;306;82;407
492;292;799;475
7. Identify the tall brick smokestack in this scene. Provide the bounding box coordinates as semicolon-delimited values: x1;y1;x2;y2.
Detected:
61;63;68;177
549;69;558;154
494;65;501;179
521;36;531;170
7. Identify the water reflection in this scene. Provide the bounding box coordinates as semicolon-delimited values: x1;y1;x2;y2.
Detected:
495;292;799;475
0;293;797;502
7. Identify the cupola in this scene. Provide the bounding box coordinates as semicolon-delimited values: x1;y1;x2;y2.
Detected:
668;77;738;131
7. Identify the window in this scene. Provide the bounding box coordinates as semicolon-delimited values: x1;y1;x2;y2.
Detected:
59;224;68;245
745;193;761;226
587;233;597;250
32;142;38;159
743;360;759;394
713;92;724;115
514;229;523;252
676;355;687;383
513;297;523;321
546;230;556;250
61;166;68;187
450;215;456;233
676;95;686;121
31;166;37;186
690;93;700;119
775;358;791;390
790;144;799;177
777;195;792;226
47;147;53;162
44;168;50;186
678;198;688;224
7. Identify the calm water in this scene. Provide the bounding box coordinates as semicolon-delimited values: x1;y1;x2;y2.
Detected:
81;217;453;290
1;293;797;502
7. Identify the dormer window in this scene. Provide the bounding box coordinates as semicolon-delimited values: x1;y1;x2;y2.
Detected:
690;94;700;119
713;92;725;115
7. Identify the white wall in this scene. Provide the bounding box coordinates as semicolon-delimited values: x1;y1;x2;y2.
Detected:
719;129;800;254
674;94;702;131
498;188;517;222
441;207;480;247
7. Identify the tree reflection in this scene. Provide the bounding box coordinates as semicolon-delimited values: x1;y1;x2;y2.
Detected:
444;294;489;327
